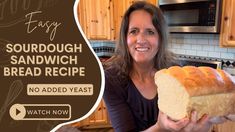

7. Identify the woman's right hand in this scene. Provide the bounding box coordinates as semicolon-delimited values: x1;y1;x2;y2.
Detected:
156;111;189;131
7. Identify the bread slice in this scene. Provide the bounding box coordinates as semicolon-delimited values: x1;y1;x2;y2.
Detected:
155;66;235;120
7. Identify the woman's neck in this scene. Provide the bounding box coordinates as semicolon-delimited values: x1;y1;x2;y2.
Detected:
130;62;158;100
130;62;156;82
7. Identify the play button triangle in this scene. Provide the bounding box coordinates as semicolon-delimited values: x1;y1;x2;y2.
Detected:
16;108;21;116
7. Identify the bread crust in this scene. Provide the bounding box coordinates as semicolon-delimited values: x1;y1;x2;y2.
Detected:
165;66;235;96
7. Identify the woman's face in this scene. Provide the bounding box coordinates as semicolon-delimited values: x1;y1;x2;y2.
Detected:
127;10;159;65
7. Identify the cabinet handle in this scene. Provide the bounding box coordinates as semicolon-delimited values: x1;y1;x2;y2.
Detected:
229;35;234;40
91;20;98;23
224;16;229;21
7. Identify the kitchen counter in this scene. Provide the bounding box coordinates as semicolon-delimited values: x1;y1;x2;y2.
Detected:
89;40;115;58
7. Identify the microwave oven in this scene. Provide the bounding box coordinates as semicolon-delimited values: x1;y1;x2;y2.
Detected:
159;0;222;33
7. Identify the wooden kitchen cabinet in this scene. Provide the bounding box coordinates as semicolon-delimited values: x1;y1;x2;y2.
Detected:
72;99;112;129
88;99;110;125
220;0;235;47
78;0;157;40
211;121;235;132
113;0;134;40
146;0;158;5
77;0;87;34
77;0;114;40
113;0;157;40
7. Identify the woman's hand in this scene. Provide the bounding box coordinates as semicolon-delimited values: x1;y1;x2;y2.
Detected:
156;111;189;131
209;116;227;124
156;111;231;132
225;114;235;121
181;111;212;132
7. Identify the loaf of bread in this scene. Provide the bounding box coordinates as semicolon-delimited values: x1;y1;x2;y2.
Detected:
154;66;235;120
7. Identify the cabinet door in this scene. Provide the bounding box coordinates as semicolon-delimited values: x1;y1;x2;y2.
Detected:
84;0;114;40
220;0;235;47
113;0;134;40
113;0;157;40
89;99;109;124
72;99;110;128
77;0;87;35
212;122;235;132
146;0;157;5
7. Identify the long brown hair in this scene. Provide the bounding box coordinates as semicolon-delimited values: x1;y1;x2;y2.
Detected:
104;1;176;77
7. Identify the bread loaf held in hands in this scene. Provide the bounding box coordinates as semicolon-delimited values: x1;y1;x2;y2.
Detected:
154;66;235;121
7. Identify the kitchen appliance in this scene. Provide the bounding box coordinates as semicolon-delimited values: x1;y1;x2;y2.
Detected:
177;57;222;69
159;0;222;33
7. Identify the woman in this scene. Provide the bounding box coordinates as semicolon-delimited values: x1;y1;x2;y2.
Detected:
103;1;225;132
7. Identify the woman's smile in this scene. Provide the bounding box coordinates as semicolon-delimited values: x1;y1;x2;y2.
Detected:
135;46;150;52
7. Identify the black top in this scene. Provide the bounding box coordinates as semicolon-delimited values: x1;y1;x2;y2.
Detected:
103;68;158;132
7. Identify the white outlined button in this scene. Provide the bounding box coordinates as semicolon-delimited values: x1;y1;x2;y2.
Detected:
9;104;71;120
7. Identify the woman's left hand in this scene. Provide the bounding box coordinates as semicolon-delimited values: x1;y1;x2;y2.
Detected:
209;116;227;124
181;111;212;132
209;114;235;123
225;114;235;121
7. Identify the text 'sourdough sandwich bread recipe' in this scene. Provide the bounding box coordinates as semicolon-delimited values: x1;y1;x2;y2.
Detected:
155;66;235;120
